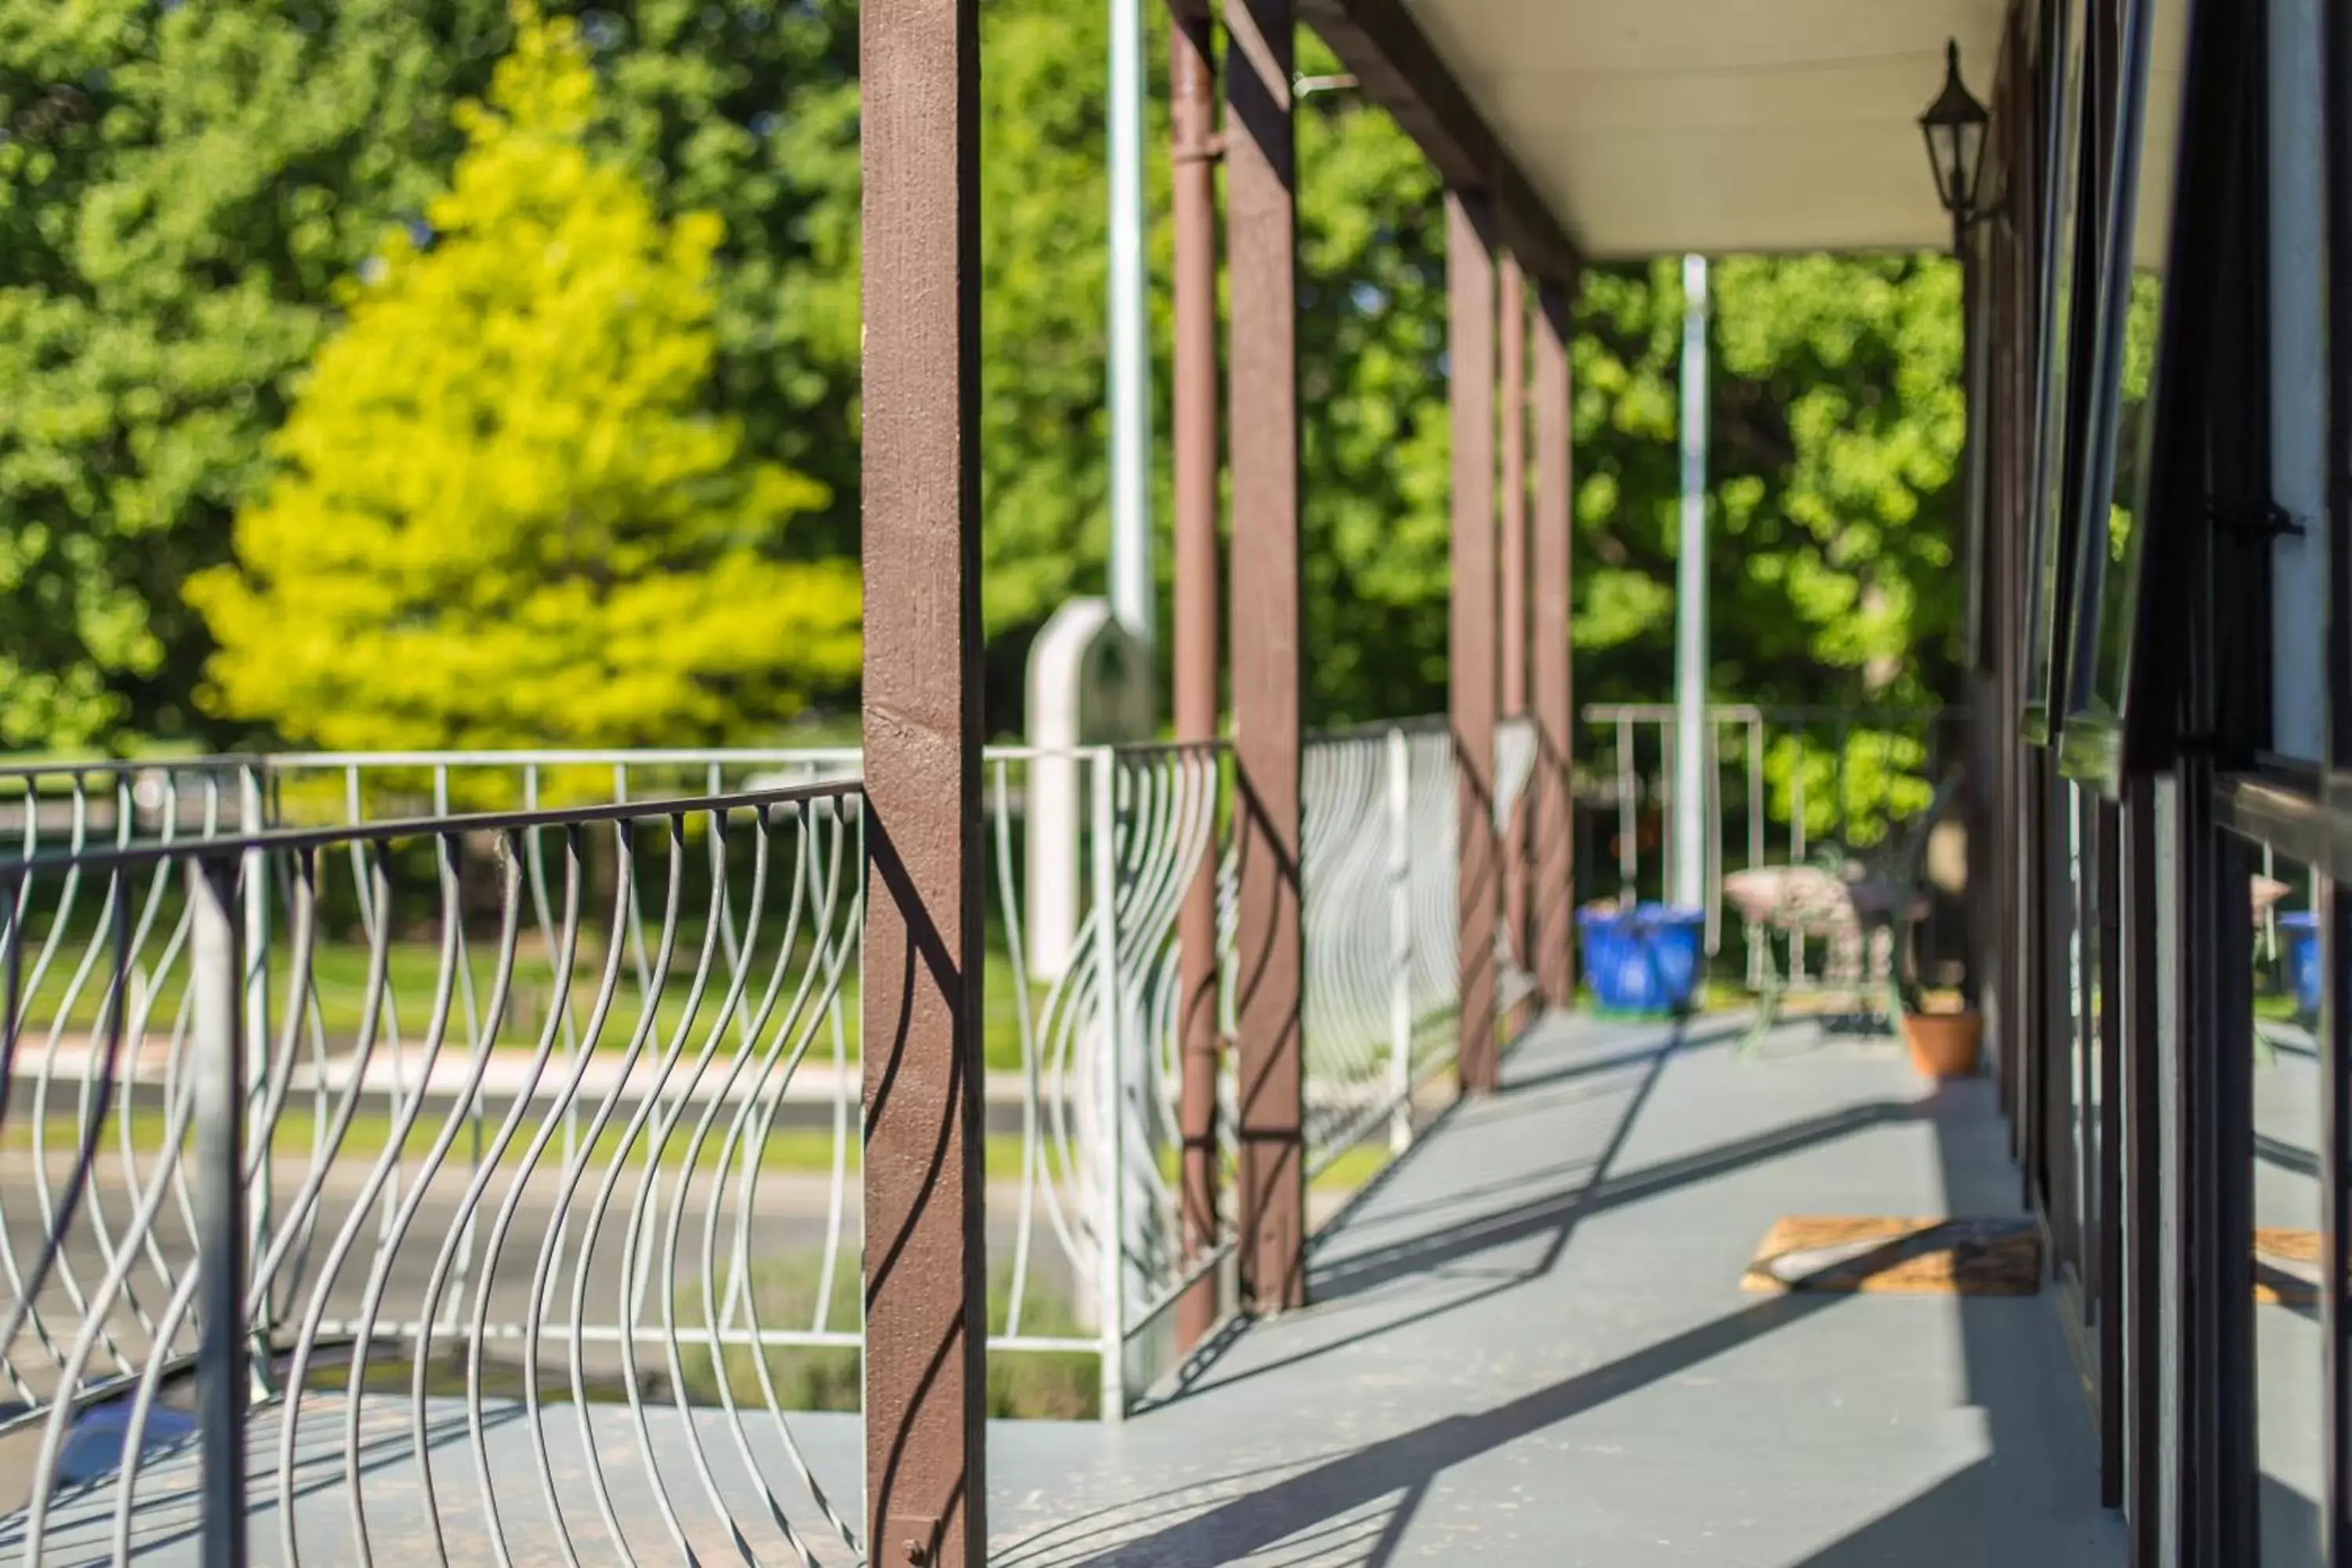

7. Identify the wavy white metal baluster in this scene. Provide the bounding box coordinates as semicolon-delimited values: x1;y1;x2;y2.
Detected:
239;763;275;1364
431;768;489;1335
489;828;637;1568
1301;739;1377;1164
1336;740;1396;1145
657;800;846;1562
263;843;431;1568
1387;728;1415;1153
115;775;199;1312
17;937;200;1566
713;800;862;1560
987;757;1047;1336
1033;764;1106;1319
154;780;225;1299
271;851;343;1325
1105;753;1189;1295
535;818;684;1566
20;862;205;1561
1090;750;1129;1414
260;845;399;1563
805;800;855;1337
13;855;138;1389
404;835;539;1565
615;764;656;1004
343;764;411;1242
568;813;713;1566
691;805;855;1566
1133;750;1218;1268
621;812;768;1565
325;833;481;1568
6;864;136;1552
232;851;328;1316
674;808;862;1565
1137;750;1217;1276
0;869;31;1408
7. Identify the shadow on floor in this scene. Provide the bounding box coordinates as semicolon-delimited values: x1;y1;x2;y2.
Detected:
1003;1015;2120;1567
1004;1290;1853;1568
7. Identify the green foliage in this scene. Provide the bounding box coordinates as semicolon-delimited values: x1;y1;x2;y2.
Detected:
752;0;1150;693
1574;254;1967;713
1296;42;1453;724
4;0;1971;766
185;6;858;750
0;0;860;750
0;0;496;746
745;18;1466;728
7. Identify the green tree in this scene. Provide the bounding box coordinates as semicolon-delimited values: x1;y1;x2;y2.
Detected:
757;0;1150;724
768;6;1967;739
0;0;859;750
1568;255;1967;702
185;4;857;752
5;0;1972;765
1573;255;1968;837
768;14;1465;731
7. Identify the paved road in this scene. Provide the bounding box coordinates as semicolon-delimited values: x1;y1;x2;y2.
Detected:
0;1156;1091;1411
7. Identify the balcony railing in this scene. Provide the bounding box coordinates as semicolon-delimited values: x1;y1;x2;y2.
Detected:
0;722;1460;1558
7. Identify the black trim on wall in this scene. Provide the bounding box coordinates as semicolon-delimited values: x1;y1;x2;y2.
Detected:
2123;777;2161;1567
2099;792;2126;1508
2322;0;2352;1544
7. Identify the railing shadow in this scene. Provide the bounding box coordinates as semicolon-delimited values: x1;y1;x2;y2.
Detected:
1155;1015;1969;1417
997;1009;2120;1567
1003;1276;1885;1568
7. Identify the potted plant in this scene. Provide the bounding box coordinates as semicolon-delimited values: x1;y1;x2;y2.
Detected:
1842;768;1979;1078
1889;783;1980;1080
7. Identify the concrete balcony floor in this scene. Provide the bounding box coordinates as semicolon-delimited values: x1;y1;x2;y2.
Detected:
27;1014;2125;1566
985;1012;2125;1566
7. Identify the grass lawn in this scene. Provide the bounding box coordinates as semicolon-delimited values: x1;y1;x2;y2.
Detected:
13;935;1048;1073
5;1104;1388;1197
296;1250;1102;1421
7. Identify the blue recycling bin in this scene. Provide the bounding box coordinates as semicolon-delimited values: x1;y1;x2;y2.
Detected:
2280;910;2321;1018
1579;902;1707;1014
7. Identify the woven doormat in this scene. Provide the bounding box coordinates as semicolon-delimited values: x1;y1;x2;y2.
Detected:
1741;1215;2043;1296
2256;1228;2321;1306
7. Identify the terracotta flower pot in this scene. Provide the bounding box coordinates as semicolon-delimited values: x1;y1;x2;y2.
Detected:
1902;1009;1983;1080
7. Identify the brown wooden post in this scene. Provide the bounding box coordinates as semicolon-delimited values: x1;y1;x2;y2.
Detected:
1497;252;1531;1035
858;0;986;1557
1449;189;1500;1095
1532;280;1577;1011
1169;0;1225;1349
1225;0;1305;1312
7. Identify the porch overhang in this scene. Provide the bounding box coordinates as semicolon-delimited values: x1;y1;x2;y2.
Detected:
1304;0;2011;262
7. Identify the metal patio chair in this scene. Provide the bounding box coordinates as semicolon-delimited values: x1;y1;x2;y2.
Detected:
1729;768;1965;1052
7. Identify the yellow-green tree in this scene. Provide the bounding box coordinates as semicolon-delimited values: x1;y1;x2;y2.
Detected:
187;2;858;752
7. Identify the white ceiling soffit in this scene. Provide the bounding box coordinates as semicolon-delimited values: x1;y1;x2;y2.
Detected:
1396;0;2013;258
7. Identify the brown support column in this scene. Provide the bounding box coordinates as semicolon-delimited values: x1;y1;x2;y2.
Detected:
1449;190;1500;1095
1225;0;1305;1313
1169;0;1225;1350
1532;281;1576;1010
858;0;985;1558
1498;252;1532;1036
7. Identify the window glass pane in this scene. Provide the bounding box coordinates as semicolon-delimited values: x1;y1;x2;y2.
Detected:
2263;0;2325;763
2249;850;2322;1562
2059;0;2193;786
2023;0;2096;745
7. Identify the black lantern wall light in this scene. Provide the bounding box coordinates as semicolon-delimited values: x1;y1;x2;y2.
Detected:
1920;38;1994;249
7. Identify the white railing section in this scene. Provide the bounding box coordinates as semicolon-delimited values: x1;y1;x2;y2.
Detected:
1301;724;1458;1177
0;782;872;1565
1580;703;1962;963
0;721;1460;1551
